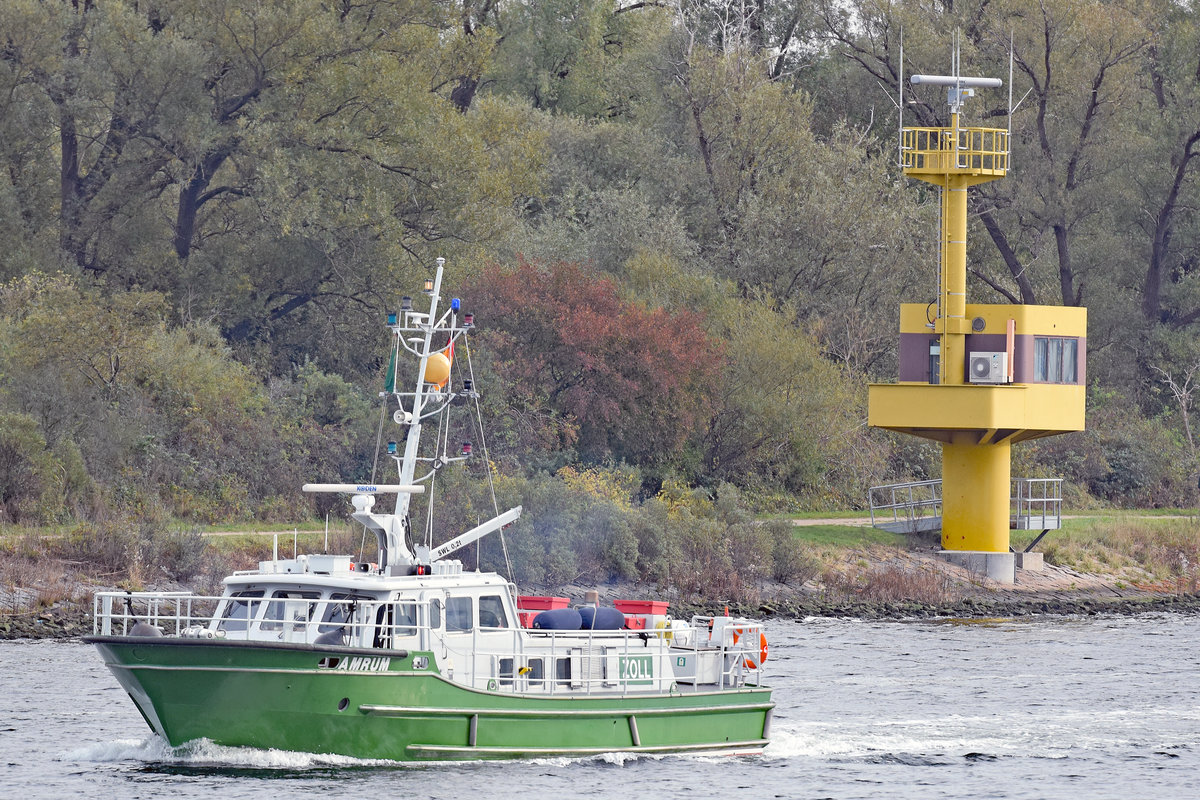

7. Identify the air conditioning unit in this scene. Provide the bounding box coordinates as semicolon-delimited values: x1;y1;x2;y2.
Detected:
968;351;1008;384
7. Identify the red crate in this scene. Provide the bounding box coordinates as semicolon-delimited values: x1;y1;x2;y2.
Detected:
614;599;669;615
517;595;569;611
623;616;649;630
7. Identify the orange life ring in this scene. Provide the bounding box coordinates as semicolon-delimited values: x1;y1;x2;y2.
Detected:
743;632;768;669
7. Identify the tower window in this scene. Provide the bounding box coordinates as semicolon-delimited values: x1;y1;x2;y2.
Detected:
1034;337;1078;383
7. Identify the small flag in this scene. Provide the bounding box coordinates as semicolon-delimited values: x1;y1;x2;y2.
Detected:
385;345;397;393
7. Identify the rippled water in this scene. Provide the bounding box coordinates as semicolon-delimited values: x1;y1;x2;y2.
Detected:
4;614;1198;799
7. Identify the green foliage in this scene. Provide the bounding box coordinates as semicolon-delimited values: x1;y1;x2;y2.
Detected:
0;274;379;524
487;0;668;117
0;411;90;524
1035;516;1200;586
767;520;821;584
1021;388;1194;507
416;465;805;601
6;0;1200;536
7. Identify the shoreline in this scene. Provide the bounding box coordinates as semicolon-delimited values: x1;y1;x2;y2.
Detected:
5;543;1196;640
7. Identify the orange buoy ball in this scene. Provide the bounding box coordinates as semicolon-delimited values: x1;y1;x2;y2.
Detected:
423;352;451;387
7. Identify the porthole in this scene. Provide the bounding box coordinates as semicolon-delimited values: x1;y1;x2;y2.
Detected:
338;697;349;712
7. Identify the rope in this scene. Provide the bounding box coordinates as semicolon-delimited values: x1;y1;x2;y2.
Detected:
362;334;403;562
463;335;513;578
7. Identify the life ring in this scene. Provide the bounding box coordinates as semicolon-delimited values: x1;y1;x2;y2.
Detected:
743;633;769;669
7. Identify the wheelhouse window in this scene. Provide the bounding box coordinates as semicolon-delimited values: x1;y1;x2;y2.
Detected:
428;598;442;630
479;595;508;629
1034;337;1078;383
261;590;319;631
390;602;418;637
446;596;473;632
319;593;372;633
217;590;263;632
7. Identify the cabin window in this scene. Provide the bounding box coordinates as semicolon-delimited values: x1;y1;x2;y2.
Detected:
499;657;515;687
555;657;571;686
479;595;508;629
261;590;319;631
446;596;473;632
528;658;545;687
499;657;543;687
217;590;263;632
1034;337;1078;383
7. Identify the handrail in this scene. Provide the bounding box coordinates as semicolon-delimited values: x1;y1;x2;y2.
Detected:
1011;477;1062;529
868;479;943;530
901;126;1009;175
870;477;1063;533
92;592;766;695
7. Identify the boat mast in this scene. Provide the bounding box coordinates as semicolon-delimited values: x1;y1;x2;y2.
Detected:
334;257;521;574
393;258;446;522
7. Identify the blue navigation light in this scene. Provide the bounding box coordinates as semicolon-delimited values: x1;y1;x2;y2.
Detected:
451;297;461;311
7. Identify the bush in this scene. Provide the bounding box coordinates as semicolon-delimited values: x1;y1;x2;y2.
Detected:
58;516;210;584
767;519;819;584
824;560;961;604
0;412;91;524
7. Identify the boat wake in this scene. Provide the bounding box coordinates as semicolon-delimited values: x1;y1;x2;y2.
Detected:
63;737;404;771
763;721;1020;764
64;738;697;772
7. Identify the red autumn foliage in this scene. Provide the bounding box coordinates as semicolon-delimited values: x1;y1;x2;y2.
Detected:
463;258;722;466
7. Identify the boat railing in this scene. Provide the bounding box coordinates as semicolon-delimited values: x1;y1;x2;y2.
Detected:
93;591;218;636
431;618;766;695
93;592;766;695
93;591;396;645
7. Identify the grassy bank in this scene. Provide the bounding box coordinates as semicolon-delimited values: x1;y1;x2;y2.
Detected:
1015;515;1200;591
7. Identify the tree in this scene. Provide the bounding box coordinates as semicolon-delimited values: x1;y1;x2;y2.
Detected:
668;42;928;375
487;0;669;117
1136;5;1200;328
463;257;722;470
0;0;546;380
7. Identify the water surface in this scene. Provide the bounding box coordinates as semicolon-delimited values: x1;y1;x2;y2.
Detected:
4;614;1197;799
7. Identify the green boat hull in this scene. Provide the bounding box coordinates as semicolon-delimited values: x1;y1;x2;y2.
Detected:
87;636;773;760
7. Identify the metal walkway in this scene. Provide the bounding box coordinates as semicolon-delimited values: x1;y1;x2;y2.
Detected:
868;478;1062;534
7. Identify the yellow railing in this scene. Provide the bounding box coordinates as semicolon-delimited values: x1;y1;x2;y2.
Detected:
902;127;1009;176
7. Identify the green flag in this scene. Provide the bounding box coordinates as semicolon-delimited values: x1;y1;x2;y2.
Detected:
385;345;397;393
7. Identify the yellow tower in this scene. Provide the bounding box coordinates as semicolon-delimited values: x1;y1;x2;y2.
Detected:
867;72;1086;581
